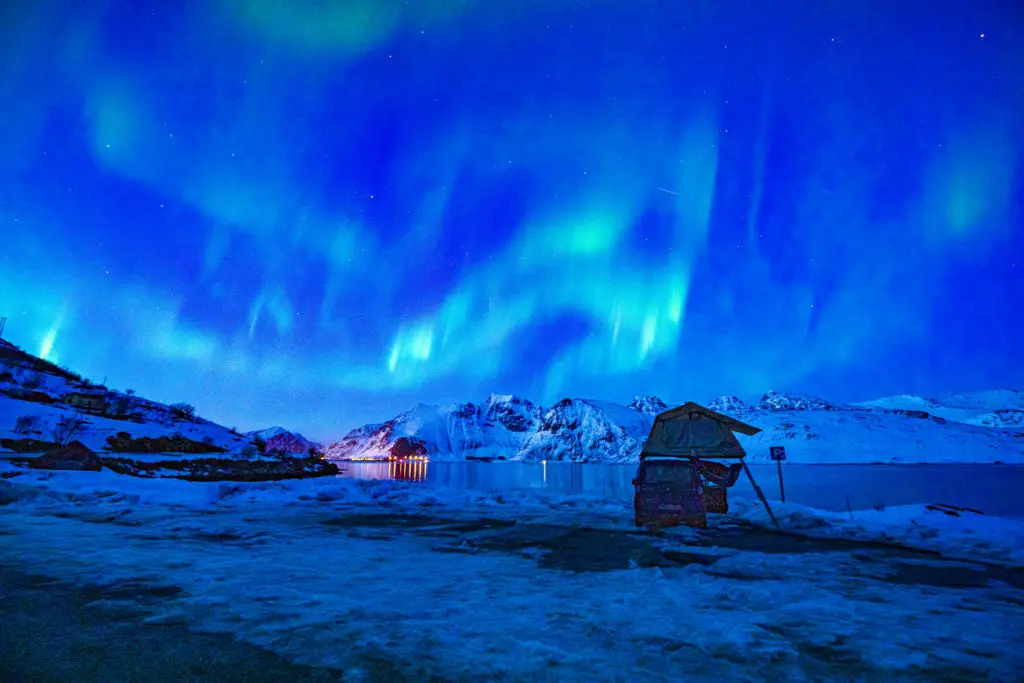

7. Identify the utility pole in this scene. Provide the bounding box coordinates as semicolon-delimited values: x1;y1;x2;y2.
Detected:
0;316;6;339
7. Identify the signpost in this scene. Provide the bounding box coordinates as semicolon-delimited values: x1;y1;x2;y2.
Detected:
770;446;787;503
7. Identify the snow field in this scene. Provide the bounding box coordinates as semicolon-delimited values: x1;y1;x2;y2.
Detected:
2;465;1023;680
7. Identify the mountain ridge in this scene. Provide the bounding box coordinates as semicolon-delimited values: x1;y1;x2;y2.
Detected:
3;338;1020;465
324;390;1024;465
246;426;323;455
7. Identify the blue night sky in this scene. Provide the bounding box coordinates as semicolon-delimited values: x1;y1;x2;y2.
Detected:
2;1;1022;441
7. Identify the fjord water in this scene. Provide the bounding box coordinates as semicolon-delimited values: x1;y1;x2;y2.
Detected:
335;461;1024;518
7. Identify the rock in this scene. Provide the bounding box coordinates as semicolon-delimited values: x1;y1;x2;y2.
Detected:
0;438;60;453
757;391;844;412
30;441;103;471
708;396;748;414
390;437;428;459
892;409;931;419
628;396;670;416
246;427;323;455
2;388;55;404
519;399;651;463
102;455;339;482
105;433;227;454
483;395;542;432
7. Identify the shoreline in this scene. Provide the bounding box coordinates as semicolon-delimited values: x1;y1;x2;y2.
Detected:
2;470;1023;681
2;451;1022;466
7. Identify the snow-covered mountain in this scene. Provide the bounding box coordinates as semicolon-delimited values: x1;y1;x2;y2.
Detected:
5;332;1020;466
325;396;653;463
692;390;1024;464
325;390;1024;465
708;396;750;414
856;390;1024;425
483;394;544;433
324;394;544;462
757;391;847;412
734;404;1020;465
519;399;654;463
246;426;322;454
626;395;669;416
0;341;249;454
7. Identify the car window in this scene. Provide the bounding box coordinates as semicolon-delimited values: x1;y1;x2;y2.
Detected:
643;462;695;484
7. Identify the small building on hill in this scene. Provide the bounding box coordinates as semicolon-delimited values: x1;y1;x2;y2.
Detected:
63;390;108;413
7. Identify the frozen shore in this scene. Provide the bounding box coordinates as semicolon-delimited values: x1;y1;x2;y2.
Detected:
1;465;1023;682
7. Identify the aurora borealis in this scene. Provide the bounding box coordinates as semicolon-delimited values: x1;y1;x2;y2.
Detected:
2;1;1022;439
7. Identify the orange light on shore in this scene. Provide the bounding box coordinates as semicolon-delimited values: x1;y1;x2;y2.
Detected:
388;455;428;482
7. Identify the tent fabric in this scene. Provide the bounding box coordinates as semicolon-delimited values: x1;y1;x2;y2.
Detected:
641;402;760;460
653;402;762;436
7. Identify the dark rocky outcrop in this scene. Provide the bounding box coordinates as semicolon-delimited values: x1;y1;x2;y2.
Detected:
105;434;227;454
390;437;428;459
27;441;103;471
891;409;931;420
103;455;339;482
0;438;60;453
1;388;56;404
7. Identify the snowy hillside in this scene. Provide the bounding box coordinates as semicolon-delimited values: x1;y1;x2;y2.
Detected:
857;390;1024;425
325;390;1024;465
971;410;1024;428
324;395;543;462
0;341;250;454
519;399;654;463
734;407;1021;465
246;426;322;454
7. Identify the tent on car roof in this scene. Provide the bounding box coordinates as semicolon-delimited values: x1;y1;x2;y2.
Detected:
641;402;761;460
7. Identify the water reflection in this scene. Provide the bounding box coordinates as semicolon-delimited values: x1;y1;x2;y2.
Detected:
389;458;428;482
334;459;637;497
340;458;430;482
330;461;1024;518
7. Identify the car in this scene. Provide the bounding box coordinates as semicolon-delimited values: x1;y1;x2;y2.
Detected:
632;457;743;529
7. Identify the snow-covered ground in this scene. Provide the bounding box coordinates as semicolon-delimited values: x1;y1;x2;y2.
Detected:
2;465;1022;681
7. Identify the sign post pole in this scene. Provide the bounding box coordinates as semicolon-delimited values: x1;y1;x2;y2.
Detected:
741;459;781;530
770;446;787;503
